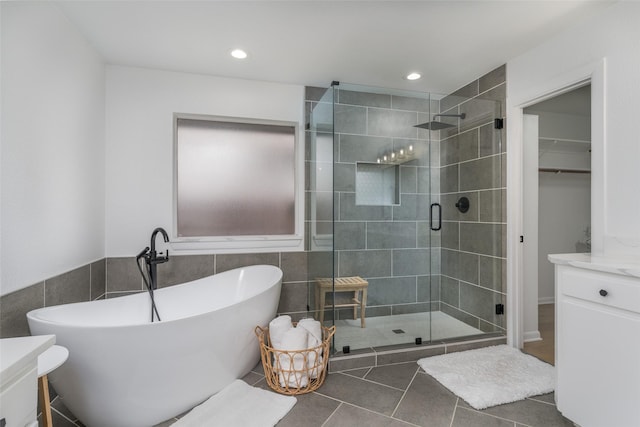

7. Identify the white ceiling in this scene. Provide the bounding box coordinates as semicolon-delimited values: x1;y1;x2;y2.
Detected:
55;0;614;95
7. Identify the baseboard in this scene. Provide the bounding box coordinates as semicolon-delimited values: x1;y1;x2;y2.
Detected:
538;297;555;305
523;330;542;343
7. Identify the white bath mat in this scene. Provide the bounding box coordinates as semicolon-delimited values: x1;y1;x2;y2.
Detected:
417;345;555;410
172;380;296;427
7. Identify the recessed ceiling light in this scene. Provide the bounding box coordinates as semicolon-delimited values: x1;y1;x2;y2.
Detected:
406;72;421;81
230;49;248;59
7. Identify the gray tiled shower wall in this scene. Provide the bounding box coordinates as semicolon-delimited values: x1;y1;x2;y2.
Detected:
437;65;507;333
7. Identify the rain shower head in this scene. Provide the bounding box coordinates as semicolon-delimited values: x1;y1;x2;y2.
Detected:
414;113;466;130
414;121;454;130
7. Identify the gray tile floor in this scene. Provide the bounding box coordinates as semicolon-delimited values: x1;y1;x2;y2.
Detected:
45;360;574;427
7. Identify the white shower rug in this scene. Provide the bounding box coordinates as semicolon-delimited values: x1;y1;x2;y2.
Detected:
417;345;555;410
172;380;296;427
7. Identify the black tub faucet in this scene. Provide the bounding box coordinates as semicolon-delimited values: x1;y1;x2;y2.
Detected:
148;227;170;290
135;227;170;322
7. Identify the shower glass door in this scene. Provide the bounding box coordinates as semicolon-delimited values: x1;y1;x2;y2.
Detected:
326;82;437;351
436;93;505;340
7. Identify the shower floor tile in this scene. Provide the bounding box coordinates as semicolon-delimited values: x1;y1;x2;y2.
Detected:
332;311;482;351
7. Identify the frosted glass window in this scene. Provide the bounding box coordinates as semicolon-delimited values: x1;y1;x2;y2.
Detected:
176;117;296;237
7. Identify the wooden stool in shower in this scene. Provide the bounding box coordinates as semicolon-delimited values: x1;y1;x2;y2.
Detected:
315;276;368;328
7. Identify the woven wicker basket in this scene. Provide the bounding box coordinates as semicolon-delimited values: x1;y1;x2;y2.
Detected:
254;323;336;395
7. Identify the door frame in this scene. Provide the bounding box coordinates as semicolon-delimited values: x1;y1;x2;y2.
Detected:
506;58;606;348
522;113;540;343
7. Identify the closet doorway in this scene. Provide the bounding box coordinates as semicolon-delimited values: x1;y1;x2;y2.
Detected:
522;84;591;365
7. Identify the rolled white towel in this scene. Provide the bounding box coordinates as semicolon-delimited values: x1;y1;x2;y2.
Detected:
297;318;322;346
276;327;309;388
306;352;324;380
269;315;293;349
297;318;324;378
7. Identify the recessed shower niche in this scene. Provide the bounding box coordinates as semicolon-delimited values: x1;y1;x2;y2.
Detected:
355;162;399;206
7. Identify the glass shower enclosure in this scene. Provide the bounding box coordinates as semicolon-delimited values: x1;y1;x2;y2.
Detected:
308;82;505;353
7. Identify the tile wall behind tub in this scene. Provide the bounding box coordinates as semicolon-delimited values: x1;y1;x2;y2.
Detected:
0;252;312;339
437;65;507;333
0;259;106;338
305;86;442;320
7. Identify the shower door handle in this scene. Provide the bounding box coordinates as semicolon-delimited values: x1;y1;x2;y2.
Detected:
430;203;442;231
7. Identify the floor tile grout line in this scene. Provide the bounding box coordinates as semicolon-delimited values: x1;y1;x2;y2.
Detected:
334;371;409;393
340;367;373;381
248;376;264;386
251;367;265;375
314;390;402;421
390;365;421;419
449;397;459;427
49;395;82;425
333;360;419;376
51;406;79;426
457;404;534;426
525;395;557;406
350;375;408;392
320;402;343;427
325;399;422;427
388;414;422;427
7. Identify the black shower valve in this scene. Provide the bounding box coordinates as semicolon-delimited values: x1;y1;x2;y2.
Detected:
455;196;470;213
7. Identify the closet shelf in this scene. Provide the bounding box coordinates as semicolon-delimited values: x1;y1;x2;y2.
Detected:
538;137;590;144
539;168;591;174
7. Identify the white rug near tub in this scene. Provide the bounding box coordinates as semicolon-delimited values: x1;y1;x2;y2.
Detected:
417;345;555;410
172;380;296;427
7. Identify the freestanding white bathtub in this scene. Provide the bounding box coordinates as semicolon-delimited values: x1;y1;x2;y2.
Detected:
27;264;283;427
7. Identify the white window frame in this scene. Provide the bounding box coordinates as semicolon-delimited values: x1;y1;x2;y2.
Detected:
171;113;304;254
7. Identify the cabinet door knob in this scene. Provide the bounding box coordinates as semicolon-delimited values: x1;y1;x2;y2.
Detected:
599;289;608;297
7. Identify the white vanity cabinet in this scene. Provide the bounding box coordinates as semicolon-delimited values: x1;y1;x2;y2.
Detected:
0;335;55;427
551;255;640;427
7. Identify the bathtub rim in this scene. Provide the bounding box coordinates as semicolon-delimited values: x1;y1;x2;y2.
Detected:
27;264;283;329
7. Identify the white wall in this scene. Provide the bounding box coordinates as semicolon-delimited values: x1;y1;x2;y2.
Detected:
509;1;640;258
105;66;305;256
0;2;105;296
534;111;590;142
538;173;591;300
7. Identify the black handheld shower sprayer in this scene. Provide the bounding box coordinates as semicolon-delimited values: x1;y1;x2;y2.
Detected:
136;227;170;322
136;246;150;261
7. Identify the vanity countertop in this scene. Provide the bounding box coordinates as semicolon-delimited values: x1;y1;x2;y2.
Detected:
0;335;55;384
548;253;640;278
